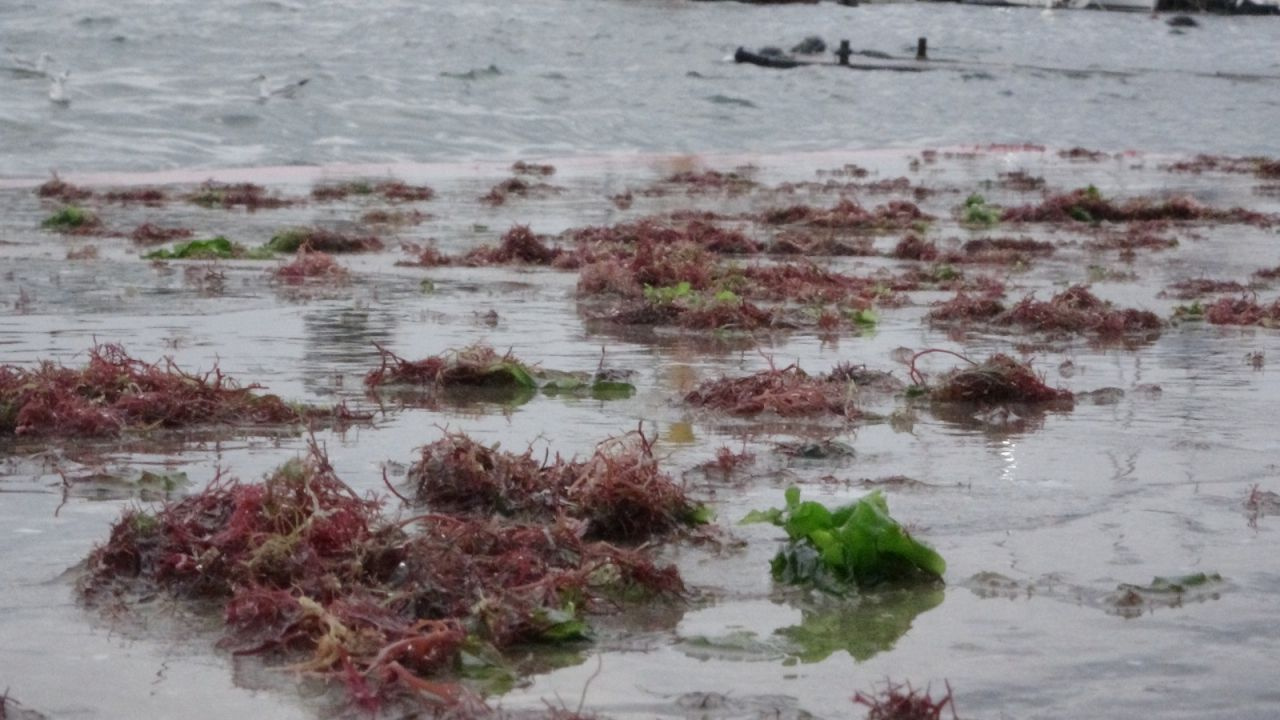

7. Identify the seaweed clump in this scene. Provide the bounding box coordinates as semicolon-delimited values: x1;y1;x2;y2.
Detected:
0;344;320;437
408;428;709;541
930;286;1160;339
365;344;536;392
464;225;562;265
130;223;194;246
267;227;385;254
1002;186;1273;226
684;362;861;419
80;438;689;711
743;487;946;592
912;351;1073;409
311;180;435;202
479;177;560;206
853;680;958;720
1202;296;1280;327
186;182;299;210
272;249;350;285
999;286;1161;337
37;175;93;202
761;199;932;232
41;206;102;234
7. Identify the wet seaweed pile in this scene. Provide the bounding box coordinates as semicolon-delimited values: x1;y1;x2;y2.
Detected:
0;344;337;437
79;433;697;713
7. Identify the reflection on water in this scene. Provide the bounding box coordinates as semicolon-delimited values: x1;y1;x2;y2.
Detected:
774;586;945;664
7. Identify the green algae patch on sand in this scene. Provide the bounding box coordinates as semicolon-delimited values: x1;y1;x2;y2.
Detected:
743;487;945;592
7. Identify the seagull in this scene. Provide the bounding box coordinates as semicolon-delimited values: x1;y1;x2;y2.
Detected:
254;74;309;101
48;70;70;105
5;51;54;77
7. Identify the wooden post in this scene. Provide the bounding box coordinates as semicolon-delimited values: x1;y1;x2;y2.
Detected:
916;37;927;61
836;40;852;66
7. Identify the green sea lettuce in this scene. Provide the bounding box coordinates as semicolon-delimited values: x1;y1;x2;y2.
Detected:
744;487;945;591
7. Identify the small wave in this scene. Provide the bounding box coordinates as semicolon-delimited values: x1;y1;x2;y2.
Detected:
440;65;502;81
706;94;757;109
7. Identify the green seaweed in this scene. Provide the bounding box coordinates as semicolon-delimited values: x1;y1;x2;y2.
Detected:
265;228;309;253
529;602;592;643
144;236;247;260
962;193;1000;226
743;487;945;591
535;371;636;401
42;205;97;230
643;281;693;305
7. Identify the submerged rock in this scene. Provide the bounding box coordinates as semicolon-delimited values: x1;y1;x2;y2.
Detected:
791;36;827;54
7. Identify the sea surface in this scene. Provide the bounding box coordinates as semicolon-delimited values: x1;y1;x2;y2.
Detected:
2;0;1279;177
2;3;1280;720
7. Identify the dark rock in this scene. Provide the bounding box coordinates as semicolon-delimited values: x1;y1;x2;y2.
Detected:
1166;14;1199;25
791;36;827;54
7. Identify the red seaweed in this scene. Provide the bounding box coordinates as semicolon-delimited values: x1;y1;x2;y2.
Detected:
1203;296;1280;327
917;351;1073;408
79;436;688;711
186;181;300;210
129;223;194;246
684;361;860;419
272;249;350;284
853;680;958;720
512;161;556;176
37;175;93;202
464;225;562;265
0;344;326;437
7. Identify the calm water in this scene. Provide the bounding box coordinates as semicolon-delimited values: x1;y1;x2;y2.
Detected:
3;2;1280;719
2;0;1279;177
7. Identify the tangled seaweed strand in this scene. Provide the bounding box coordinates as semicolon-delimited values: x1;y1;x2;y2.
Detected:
684;361;860;419
853;680;959;720
930;286;1160;338
0;344;319;437
1002;187;1274;226
408;426;706;542
762;199;932;231
465;225;562;265
914;350;1073;408
364;344;533;389
1203;296;1280;327
80;439;686;712
998;286;1161;337
272;249;350;284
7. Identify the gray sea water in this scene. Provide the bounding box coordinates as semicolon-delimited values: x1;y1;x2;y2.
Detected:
4;3;1280;720
2;0;1278;178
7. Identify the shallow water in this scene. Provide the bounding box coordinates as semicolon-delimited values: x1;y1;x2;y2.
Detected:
2;146;1280;719
2;0;1280;176
4;1;1280;717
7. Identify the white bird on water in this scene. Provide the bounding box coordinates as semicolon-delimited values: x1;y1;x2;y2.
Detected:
254;74;309;101
48;70;70;105
5;50;54;77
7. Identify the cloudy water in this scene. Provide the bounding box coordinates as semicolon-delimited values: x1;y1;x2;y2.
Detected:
3;2;1280;720
2;0;1279;176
